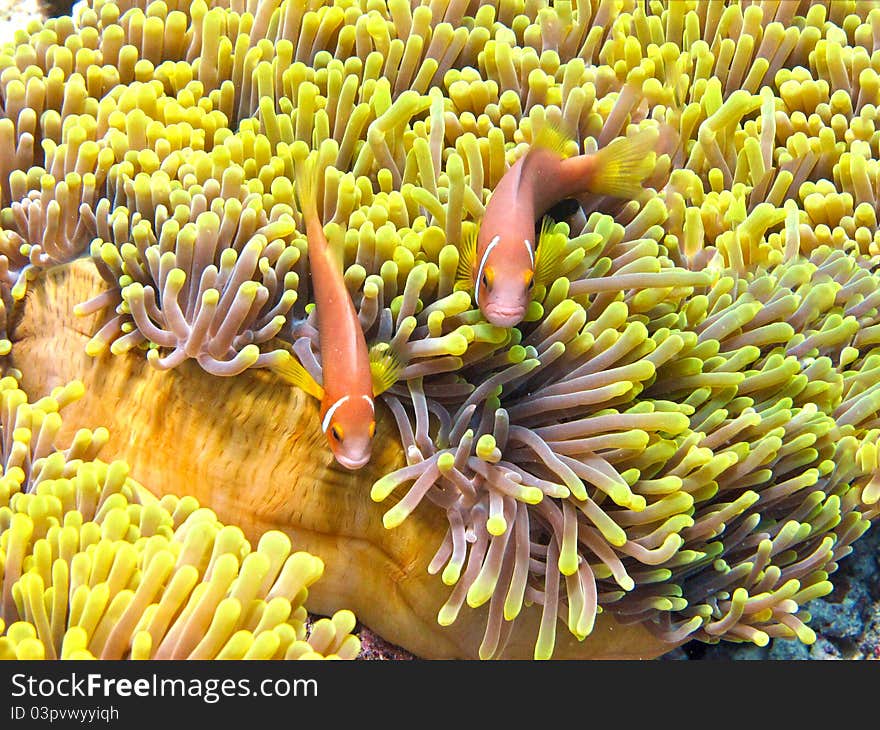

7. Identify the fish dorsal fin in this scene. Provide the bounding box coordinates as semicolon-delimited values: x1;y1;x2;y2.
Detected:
534;216;567;287
454;221;479;292
370;343;404;396
272;351;325;401
586;127;658;199
531;121;577;160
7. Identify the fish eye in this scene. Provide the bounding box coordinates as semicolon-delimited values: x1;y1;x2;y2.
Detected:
481;273;489;288
368;421;376;438
330;424;343;442
527;278;535;290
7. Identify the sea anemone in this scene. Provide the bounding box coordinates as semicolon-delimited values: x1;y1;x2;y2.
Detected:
2;0;880;659
0;373;361;660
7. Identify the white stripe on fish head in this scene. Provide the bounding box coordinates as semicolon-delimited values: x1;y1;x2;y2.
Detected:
321;395;350;434
474;235;501;307
362;395;374;411
523;239;534;268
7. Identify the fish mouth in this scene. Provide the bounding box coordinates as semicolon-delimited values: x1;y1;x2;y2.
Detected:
484;305;526;327
335;452;371;470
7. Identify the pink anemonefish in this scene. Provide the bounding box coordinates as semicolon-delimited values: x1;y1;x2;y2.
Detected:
272;155;401;470
458;124;659;327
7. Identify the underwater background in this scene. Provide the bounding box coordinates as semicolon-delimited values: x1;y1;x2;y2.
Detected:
2;0;880;660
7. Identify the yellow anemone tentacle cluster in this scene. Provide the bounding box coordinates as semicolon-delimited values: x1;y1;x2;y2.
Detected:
0;375;360;660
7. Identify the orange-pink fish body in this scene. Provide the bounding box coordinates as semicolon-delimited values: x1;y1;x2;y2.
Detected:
473;130;657;327
474;149;574;326
303;202;377;470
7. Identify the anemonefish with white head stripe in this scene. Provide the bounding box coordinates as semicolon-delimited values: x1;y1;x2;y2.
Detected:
459;124;659;327
273;154;401;470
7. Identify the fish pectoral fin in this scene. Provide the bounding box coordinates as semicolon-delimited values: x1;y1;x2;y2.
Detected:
531;120;577;159
534;216;567;287
272;351;325;401
586;127;659;200
454;220;479;293
369;343;405;396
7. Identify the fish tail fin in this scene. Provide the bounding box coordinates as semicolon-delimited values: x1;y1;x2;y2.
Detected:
296;154;321;223
370;342;405;396
531;120;577;159
453;220;479;292
272;350;325;401
586;127;658;199
533;216;568;287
